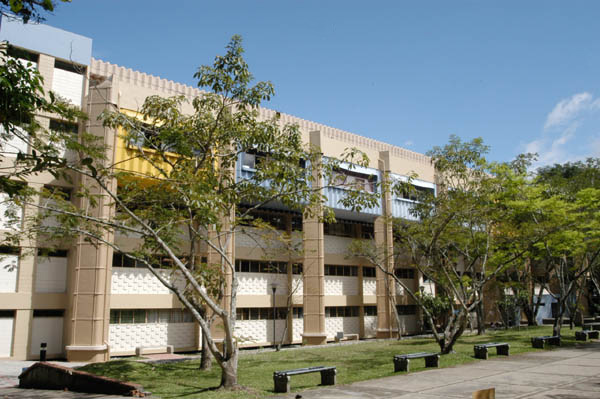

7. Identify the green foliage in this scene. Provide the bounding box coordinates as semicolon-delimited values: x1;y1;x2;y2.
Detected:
0;0;70;23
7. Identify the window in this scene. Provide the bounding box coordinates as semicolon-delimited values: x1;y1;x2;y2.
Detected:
109;309;193;324
43;185;72;202
33;309;64;317
360;223;374;239
324;220;354;237
325;306;359;318
292;307;303;319
395;268;415;279
396;305;417;315
401;184;435;201
235;259;287;274
49;119;78;136
364;306;377;316
332;169;377;193
54;59;85;75
325;265;358;277
291;214;303;231
292;263;303;275
363;266;376;278
236;307;287;320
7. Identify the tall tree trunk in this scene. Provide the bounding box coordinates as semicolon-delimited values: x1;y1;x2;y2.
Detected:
200;333;212;370
219;350;239;389
476;297;486;335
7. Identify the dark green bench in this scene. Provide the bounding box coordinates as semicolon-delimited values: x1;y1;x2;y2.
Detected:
273;366;336;393
532;335;560;348
394;352;439;372
474;342;510;359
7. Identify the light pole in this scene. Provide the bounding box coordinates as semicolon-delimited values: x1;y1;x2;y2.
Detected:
271;282;278;346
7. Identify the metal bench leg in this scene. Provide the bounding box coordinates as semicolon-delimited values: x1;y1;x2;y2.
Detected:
321;369;336;386
274;375;290;393
497;345;509;356
532;338;544;349
394;358;409;372
425;355;440;368
590;331;600;339
576;331;587;341
474;347;488;359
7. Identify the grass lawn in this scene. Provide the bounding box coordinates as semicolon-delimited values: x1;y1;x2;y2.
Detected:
80;326;582;398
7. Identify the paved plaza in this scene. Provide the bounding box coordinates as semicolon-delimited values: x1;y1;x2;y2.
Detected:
0;342;598;398
274;342;600;399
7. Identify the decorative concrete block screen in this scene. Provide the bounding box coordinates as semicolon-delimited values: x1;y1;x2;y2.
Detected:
363;277;377;296
0;193;22;231
0;254;18;293
292;318;303;342
397;315;418;334
325;317;360;339
324;276;359;296
235;319;286;345
0;125;28;157
111;268;185;294
109;322;195;354
52;68;84;106
35;256;67;293
237;273;289;296
364;315;377;337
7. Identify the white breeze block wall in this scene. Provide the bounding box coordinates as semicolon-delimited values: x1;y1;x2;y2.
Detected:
109;322;195;353
237;273;288;296
111;268;186;294
30;317;63;356
364;315;377;337
324;235;353;254
292;318;303;342
325;276;359;296
0;193;22;231
395;279;416;296
0;125;28;157
52;68;84;106
397;315;418;334
362;277;376;296
35;256;67;293
325;317;360;339
291;276;303;297
0;255;18;293
235;319;286;345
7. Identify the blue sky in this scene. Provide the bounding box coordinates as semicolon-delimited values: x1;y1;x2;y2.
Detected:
44;1;600;166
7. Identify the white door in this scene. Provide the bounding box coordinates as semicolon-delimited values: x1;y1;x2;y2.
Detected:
0;316;14;357
31;317;64;357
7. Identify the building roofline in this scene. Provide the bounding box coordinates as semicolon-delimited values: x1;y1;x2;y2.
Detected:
90;58;431;165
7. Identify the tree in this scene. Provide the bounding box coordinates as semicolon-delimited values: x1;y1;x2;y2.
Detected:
1;0;80;198
352;137;536;353
7;36;376;389
1;0;70;23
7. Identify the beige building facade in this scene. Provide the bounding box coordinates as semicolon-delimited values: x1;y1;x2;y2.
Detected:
0;20;437;361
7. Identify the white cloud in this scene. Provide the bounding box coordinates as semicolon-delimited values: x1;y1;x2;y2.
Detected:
544;92;593;130
524;124;578;168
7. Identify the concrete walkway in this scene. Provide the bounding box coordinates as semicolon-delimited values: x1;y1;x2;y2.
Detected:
274;342;600;399
0;343;598;398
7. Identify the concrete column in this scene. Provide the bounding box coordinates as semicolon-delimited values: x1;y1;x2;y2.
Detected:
358;265;365;338
64;79;118;362
375;151;397;338
11;309;32;360
36;54;54;96
302;131;326;345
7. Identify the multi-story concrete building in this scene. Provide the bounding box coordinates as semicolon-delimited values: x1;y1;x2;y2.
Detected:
0;18;436;361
